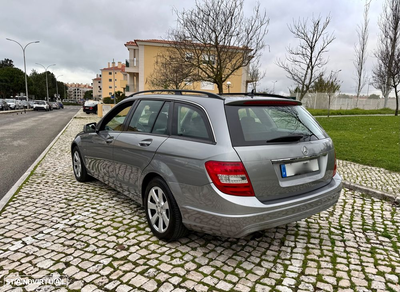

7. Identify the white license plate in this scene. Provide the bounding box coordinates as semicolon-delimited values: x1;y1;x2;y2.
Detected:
280;159;319;178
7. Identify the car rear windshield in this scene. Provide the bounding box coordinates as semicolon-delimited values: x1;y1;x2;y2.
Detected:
225;104;327;146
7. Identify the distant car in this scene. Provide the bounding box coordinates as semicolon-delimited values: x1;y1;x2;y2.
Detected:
33;100;49;111
21;100;30;109
5;99;17;110
28;101;35;108
0;99;10;111
71;89;342;241
83;100;98;114
52;102;60;109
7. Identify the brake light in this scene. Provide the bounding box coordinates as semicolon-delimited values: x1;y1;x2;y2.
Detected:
205;161;255;196
243;100;299;106
333;151;337;177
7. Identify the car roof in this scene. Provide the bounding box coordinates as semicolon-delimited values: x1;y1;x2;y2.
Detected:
124;90;301;106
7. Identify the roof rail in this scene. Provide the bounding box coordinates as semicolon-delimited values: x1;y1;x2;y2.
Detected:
129;89;224;100
219;92;296;100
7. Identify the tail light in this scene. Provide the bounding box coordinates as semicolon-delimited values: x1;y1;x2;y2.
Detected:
205;161;255;196
333;151;337;177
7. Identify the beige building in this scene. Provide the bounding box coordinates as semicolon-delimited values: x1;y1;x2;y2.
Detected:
100;61;127;99
124;39;251;96
92;74;102;100
66;83;92;102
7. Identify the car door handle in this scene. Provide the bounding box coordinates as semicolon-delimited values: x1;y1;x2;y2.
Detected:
139;139;152;147
105;136;114;144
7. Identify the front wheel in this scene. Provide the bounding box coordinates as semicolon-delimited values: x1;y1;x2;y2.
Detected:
144;178;188;241
72;147;91;182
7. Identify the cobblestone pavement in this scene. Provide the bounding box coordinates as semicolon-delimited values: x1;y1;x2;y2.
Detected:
338;160;400;197
0;112;399;292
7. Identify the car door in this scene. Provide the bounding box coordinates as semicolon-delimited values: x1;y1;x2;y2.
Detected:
80;100;135;188
112;100;170;202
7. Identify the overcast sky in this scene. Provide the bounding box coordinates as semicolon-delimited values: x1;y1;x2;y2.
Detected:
0;0;385;96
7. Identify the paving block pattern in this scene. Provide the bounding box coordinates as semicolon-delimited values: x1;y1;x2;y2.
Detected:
338;160;400;196
0;112;399;291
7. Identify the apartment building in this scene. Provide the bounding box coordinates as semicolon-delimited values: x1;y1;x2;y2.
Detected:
92;74;102;100
124;39;251;95
100;61;127;99
66;83;92;102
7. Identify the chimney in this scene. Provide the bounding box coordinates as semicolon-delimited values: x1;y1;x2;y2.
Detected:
118;62;121;68
108;62;110;68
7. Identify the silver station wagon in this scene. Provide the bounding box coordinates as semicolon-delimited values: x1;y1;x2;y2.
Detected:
71;90;342;241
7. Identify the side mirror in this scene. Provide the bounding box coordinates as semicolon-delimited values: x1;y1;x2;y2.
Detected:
83;122;97;133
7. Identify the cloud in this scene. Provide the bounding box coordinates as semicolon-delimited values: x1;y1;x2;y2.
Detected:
0;0;384;95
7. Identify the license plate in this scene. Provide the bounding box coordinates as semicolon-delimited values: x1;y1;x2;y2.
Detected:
280;159;319;178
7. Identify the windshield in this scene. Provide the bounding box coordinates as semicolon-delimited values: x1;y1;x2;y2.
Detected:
5;99;14;102
225;105;327;146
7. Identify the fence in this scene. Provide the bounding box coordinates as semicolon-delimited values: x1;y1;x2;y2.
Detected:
299;93;398;110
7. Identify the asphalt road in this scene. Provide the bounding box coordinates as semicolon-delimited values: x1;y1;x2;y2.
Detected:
0;107;80;200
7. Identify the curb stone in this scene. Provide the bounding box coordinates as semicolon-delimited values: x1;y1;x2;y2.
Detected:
342;180;400;205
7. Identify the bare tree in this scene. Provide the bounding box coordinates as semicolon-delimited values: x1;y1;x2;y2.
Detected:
169;0;269;94
147;49;195;90
373;0;400;114
277;15;335;101
247;57;266;92
354;0;371;107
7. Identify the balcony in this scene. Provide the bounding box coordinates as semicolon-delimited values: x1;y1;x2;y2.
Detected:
125;58;139;73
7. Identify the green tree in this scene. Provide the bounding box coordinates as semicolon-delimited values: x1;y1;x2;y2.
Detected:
84;90;93;100
103;91;126;104
310;71;341;117
368;93;380;99
0;67;25;98
0;58;14;68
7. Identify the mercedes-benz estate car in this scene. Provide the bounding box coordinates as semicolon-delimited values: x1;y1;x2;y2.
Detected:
71;90;342;241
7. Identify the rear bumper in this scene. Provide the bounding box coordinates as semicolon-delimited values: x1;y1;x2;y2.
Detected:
181;174;342;238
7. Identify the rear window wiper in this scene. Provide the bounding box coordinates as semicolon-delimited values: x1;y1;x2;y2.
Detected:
266;135;307;143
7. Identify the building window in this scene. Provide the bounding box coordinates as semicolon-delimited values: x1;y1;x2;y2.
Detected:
202;54;215;65
109;72;112;75
200;81;214;90
185;52;193;61
109;92;112;95
109;86;112;89
109;79;112;82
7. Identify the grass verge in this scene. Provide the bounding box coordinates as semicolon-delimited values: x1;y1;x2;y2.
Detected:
316;116;400;172
308;108;395;116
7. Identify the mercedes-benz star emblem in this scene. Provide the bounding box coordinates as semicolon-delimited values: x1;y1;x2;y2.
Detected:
302;146;309;156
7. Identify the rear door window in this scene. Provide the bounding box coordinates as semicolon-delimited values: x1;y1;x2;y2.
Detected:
127;100;164;133
226;104;327;146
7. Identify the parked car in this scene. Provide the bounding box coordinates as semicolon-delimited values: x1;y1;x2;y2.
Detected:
83;100;98;114
5;99;17;110
28;101;35;108
21;100;30;109
52;102;60;109
0;99;10;111
71;90;342;241
57;101;64;109
33;100;50;111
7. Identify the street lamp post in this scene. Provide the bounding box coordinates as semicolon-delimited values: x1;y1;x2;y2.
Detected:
36;63;56;102
56;75;63;101
272;80;278;93
6;38;40;102
227;81;231;93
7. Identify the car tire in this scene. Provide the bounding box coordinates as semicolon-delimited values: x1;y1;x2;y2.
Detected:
72;147;91;182
144;178;188;241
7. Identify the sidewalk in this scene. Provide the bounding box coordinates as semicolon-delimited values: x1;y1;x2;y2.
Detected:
0;110;399;292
